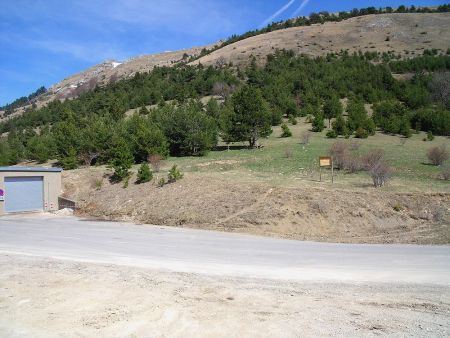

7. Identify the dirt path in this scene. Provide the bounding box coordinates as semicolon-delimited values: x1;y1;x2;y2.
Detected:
1;254;449;337
215;188;273;225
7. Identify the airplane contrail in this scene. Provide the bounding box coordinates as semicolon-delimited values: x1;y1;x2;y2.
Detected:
292;0;311;17
259;0;297;28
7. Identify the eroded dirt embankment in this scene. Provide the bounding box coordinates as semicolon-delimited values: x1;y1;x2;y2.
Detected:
63;168;450;244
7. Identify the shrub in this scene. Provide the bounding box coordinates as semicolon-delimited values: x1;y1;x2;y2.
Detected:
311;114;325;132
90;177;103;191
440;165;450;180
280;123;292;137
60;149;79;170
326;130;337;138
354;127;369;139
369;161;391;187
157;177;166;187
362;149;385;171
427;131;434;141
148;154;163;172
393;203;402;212
110;136;134;182
427;144;449;166
360;148;390;187
305;115;314;123
112;163;131;182
136;163;153;184
284;147;293;158
329;142;348;169
123;176;130;188
168;165;183;183
344;154;363;173
332;114;347;136
288;115;297;125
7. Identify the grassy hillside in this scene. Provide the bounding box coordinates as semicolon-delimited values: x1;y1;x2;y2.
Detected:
162;118;449;191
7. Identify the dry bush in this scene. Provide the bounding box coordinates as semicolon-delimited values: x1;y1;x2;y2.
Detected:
329;142;363;173
215;56;227;68
369;161;391;187
362;148;384;171
148;154;163;172
90;177;103;191
360;148;391;187
212;82;235;99
284;147;293;158
344;154;363;173
300;132;311;145
79;152;99;166
329;142;348;169
427;144;449;166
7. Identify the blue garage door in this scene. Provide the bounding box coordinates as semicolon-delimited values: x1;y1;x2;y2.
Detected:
5;176;44;213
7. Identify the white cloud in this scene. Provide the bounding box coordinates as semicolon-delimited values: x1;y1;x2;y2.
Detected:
0;0;254;63
292;0;311;17
259;0;297;28
77;0;239;36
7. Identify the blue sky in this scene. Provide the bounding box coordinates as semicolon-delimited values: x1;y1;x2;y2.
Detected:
0;0;446;105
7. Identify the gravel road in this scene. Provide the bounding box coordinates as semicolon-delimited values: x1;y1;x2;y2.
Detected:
0;213;449;284
1;214;449;337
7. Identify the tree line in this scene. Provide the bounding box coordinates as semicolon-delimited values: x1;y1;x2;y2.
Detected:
0;86;47;115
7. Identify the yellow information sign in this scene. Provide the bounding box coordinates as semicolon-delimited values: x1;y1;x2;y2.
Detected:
319;156;332;167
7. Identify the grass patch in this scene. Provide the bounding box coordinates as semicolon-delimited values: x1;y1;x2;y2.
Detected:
153;119;449;192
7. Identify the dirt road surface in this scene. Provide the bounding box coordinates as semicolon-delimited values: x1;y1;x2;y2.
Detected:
1;214;449;337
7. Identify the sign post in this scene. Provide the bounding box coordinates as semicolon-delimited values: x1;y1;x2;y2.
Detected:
319;156;333;183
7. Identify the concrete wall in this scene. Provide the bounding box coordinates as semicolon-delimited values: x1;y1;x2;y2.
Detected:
0;171;62;214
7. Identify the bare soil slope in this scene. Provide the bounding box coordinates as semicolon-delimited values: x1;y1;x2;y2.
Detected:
194;13;450;66
63;168;450;244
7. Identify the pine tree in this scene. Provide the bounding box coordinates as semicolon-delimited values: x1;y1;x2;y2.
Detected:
323;96;343;127
332;114;348;136
109;135;133;182
60;148;79;170
136;163;153;183
311;114;325;132
168;165;183;183
221;86;272;148
280;123;292;137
